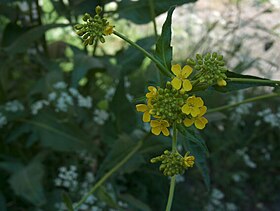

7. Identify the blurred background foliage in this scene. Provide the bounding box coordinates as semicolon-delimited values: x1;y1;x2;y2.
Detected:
0;0;280;210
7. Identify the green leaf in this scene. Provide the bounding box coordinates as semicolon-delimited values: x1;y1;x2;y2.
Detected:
97;134;139;178
96;186;119;209
116;36;154;76
154;6;175;73
4;23;69;54
0;192;7;211
110;78;137;133
62;192;74;211
179;127;210;191
8;160;46;206
28;111;94;152
120;194;152;211
70;46;103;87
117;0;196;24
213;71;278;92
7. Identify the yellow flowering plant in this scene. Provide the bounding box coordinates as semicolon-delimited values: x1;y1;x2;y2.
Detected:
71;5;280;211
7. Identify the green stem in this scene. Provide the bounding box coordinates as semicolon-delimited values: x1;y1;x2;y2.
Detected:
207;92;279;113
165;123;177;211
148;0;158;38
74;140;143;209
113;30;173;78
228;77;280;85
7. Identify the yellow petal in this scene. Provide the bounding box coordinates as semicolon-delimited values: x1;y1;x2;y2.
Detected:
151;127;161;135
217;79;227;86
199;106;207;117
187;96;195;104
150;120;160;127
194;117;208;130
183;80;192;91
103;25;114;35
182;104;191;114
183;118;194;127
143;111;151;122
161;120;170;127
194;97;204;107
190;107;200;117
184;156;195;167
136;104;148;112
162;127;170;136
171;77;182;90
171;64;181;76
181;65;193;78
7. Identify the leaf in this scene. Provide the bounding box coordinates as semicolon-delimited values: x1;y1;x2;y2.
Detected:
110;78;137;133
96;186;119;209
117;0;197;24
28;111;93;152
97;134;140;178
0;161;24;174
179;127;210;190
4;23;69;54
70;46;103;87
0;192;7;211
120;194;152;211
213;71;278;92
9;160;46;206
62;192;74;211
155;6;175;73
116;36;155;76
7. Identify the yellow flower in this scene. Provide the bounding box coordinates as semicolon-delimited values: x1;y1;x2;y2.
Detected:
103;25;114;35
150;120;170;136
136;104;151;122
184;155;195;168
183;106;208;129
217;79;227;86
146;86;157;99
171;64;193;91
182;96;204;117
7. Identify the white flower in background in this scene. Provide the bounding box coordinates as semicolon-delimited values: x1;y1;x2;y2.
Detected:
0;113;8;128
54;165;78;191
53;81;67;89
48;92;57;101
126;93;134;102
175;175;185;183
55;92;73;112
257;108;280;128
225;202;238;211
31;100;49;115
229;91;252;125
78;96;92;108
232;173;242;182
236;148;257;169
124;76;131;88
5;100;24;112
105;87;116;101
93;109;109;125
69;87;79;97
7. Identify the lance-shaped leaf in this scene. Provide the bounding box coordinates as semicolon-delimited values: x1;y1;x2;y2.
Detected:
155;6;175;73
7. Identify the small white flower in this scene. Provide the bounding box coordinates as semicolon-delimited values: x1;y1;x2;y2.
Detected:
93;109;109;125
5;100;24;112
0;113;7;128
105;87;116;100
211;188;224;200
69;87;79;97
31;100;49;115
78;96;92;108
53;81;67;89
48;92;57;101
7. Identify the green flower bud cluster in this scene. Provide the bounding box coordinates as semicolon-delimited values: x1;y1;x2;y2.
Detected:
150;150;186;176
187;52;228;85
74;6;112;45
150;82;188;124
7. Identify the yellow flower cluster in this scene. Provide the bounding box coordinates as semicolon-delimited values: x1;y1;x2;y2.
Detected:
136;64;208;136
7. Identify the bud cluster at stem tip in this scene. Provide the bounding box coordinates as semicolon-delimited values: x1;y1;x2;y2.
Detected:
74;6;114;45
187;52;228;86
150;150;195;176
